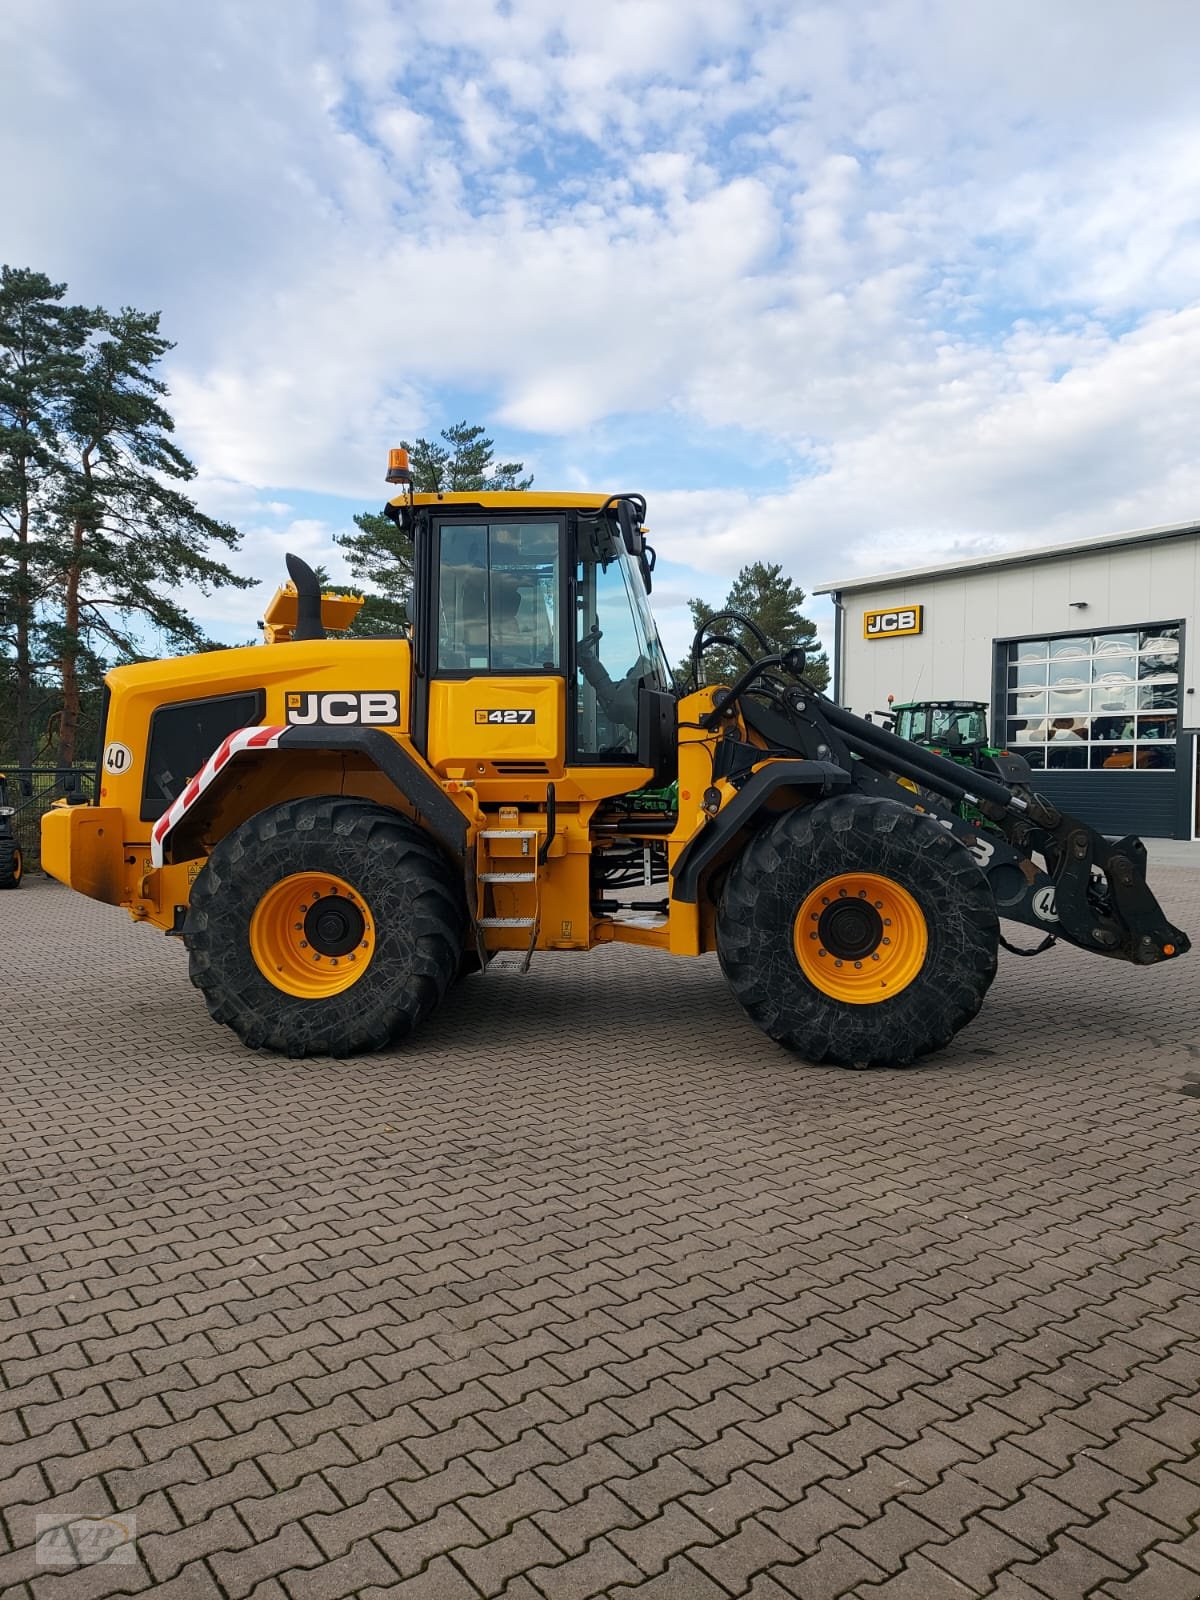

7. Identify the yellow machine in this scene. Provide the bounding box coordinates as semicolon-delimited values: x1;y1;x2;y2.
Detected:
43;453;1188;1066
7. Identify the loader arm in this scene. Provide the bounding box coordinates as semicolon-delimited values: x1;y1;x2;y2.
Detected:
706;669;1189;969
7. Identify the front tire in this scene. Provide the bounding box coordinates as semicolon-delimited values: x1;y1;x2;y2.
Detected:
0;840;22;889
186;797;465;1057
717;795;998;1068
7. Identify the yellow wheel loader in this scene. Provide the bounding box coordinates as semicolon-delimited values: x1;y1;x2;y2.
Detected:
42;454;1189;1067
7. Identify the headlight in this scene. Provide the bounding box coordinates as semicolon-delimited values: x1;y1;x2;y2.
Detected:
0;806;14;817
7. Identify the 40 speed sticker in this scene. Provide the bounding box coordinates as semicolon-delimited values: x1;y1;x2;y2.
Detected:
103;741;134;774
1032;886;1059;923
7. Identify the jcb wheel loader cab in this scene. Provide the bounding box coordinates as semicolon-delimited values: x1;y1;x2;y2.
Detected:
717;796;999;1067
187;796;465;1057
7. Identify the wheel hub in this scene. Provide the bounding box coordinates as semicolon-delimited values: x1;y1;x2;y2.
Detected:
304;896;366;957
793;872;928;1005
249;872;375;999
817;898;884;961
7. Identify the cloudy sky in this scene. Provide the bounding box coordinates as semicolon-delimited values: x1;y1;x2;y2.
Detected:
4;0;1199;660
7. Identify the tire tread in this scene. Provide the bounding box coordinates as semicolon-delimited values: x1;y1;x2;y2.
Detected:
186;796;465;1058
717;794;998;1068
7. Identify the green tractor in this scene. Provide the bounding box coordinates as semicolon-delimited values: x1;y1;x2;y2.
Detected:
888;700;995;764
884;700;1028;826
0;773;23;890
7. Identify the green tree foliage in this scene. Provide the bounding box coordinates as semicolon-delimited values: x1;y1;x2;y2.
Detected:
335;421;531;634
408;421;533;493
0;265;250;767
678;561;829;691
0;268;88;765
50;306;249;765
333;509;414;635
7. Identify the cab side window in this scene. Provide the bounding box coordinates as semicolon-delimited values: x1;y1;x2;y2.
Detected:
437;522;560;673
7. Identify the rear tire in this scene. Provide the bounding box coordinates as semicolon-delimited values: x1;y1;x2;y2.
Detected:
717;795;998;1068
0;840;22;889
186;797;465;1057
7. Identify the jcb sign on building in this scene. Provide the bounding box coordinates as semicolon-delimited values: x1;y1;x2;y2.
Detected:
864;604;923;640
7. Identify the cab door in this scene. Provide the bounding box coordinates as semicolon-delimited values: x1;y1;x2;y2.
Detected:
422;516;566;777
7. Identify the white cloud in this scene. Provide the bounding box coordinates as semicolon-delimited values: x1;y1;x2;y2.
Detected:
3;0;1200;629
372;103;428;165
188;516;357;641
648;303;1200;590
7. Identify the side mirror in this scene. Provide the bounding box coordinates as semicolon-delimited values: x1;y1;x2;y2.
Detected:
615;499;639;558
782;646;807;678
614;499;655;592
576;516;607;564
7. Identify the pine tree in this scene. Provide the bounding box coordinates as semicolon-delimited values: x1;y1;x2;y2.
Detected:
335;422;532;633
49;305;250;765
678;561;829;691
333;510;414;635
409;421;533;493
0;267;88;766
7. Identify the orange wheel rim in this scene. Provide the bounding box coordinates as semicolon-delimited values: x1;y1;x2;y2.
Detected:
249;872;375;998
793;871;928;1005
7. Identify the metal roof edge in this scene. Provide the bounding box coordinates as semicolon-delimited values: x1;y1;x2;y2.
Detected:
813;518;1200;596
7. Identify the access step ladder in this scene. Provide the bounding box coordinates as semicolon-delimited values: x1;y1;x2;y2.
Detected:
477;826;542;970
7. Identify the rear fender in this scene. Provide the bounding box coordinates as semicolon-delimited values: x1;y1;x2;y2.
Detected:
671;758;852;905
151;724;287;865
152;725;470;868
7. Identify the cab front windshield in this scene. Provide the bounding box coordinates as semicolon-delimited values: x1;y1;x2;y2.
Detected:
575;517;671;758
900;704;987;746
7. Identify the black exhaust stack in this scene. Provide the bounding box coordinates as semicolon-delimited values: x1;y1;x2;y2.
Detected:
286;553;326;642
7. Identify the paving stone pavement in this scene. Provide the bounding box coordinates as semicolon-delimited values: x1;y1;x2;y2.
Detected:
1;870;1198;1600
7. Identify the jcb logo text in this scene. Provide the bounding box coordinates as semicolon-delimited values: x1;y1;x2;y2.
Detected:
864;606;922;639
286;691;401;725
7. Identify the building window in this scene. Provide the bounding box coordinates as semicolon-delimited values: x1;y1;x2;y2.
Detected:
1003;626;1179;770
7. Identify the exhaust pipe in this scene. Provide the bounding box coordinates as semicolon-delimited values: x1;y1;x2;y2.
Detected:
286;553;326;642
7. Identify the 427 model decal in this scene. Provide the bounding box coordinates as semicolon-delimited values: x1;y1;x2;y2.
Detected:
475;709;535;724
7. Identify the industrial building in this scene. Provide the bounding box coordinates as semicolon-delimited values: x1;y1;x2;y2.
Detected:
816;521;1199;839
